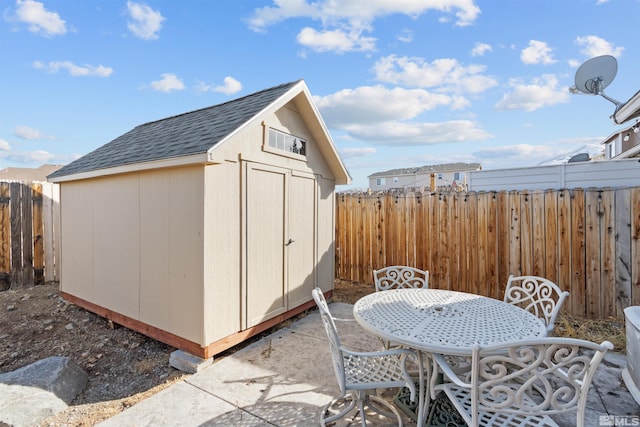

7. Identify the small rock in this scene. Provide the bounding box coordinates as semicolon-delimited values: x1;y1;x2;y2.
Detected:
65;323;74;330
0;356;88;426
6;305;16;311
20;295;30;302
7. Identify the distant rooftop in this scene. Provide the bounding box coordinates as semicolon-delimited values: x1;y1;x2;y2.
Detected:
368;162;481;178
0;164;64;181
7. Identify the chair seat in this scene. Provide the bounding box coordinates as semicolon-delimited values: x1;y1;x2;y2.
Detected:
343;352;414;390
440;383;559;427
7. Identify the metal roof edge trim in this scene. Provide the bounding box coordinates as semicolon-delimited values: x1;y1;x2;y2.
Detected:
47;153;209;183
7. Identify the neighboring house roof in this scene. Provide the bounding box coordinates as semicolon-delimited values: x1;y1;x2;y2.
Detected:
48;80;350;184
368;162;481;179
613;89;640;124
0;164;64;181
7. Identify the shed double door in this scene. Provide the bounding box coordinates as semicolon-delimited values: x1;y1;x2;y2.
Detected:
244;163;317;328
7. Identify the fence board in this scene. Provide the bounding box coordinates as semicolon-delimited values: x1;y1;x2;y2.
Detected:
585;190;602;319
557;189;572;309
459;193;470;293
496;191;509;296
335;187;640;320
449;193;460;291
0;183;9;290
600;189;615;318
467;192;479;294
520;191;533;275
10;183;23;288
531;191;545;276
632;187;640;307
32;183;44;285
544;190;559;283
615;189;632;315
508;190;521;276
22;183;33;288
486;192;498;298
570;189;586;317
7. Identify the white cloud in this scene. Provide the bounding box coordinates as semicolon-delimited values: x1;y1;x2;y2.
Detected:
215;77;242;95
32;60;113;77
471;42;492;57
340;147;376;158
314;85;452;127
195;76;243;95
147;73;185;92
397;29;413;43
1;150;57;164
0;139;10;151
345;120;492;145
372;55;497;95
14;125;54;140
127;1;165;40
495;74;570;112
575;35;624;58
473;144;556;160
11;0;66;37
315;85;491;145
248;0;481;52
296;26;375;53
521;40;556;65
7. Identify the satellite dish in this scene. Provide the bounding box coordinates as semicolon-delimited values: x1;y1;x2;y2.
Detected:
567;153;590;163
574;55;617;94
571;55;623;109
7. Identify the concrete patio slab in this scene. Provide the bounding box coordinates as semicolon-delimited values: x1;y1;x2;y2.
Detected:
98;302;640;426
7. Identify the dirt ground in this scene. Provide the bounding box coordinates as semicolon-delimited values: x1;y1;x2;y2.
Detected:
0;279;625;426
0;279;373;426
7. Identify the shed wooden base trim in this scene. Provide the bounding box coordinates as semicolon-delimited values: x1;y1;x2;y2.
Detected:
61;290;330;359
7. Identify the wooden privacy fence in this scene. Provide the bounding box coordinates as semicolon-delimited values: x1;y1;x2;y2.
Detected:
0;181;60;291
336;187;640;320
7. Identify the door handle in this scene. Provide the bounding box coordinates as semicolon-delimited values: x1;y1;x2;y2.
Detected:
286;238;295;246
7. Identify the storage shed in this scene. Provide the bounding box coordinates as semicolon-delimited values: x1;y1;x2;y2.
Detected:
48;80;350;359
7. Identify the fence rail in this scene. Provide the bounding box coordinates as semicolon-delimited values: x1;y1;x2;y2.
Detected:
335;187;640;320
0;181;59;290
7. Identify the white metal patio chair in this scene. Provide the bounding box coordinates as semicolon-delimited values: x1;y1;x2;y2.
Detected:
312;287;423;426
372;266;429;349
432;337;613;427
504;275;570;334
373;266;429;292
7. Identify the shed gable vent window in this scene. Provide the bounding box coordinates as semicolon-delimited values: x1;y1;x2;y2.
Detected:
268;128;306;156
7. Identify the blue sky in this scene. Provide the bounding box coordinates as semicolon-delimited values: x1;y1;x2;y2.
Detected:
1;0;638;189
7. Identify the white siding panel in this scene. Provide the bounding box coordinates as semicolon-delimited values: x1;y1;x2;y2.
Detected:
92;174;140;319
168;167;205;343
203;162;241;344
316;177;335;294
59;182;94;299
139;170;171;330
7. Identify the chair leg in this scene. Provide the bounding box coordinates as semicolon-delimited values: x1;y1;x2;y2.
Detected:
321;393;357;426
320;390;404;426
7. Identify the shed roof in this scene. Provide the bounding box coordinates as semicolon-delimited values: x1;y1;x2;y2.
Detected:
49;80;349;183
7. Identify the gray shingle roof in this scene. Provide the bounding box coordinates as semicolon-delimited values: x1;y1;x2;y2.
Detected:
368;162;481;178
49;80;301;179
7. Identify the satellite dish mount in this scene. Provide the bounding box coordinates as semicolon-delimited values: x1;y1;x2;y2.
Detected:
572;55;623;111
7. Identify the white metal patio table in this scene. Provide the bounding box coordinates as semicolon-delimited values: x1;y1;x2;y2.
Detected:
352;288;547;425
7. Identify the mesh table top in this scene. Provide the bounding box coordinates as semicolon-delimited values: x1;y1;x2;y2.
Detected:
353;288;546;355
